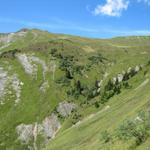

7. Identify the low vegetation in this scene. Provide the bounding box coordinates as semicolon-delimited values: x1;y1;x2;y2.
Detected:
0;29;150;150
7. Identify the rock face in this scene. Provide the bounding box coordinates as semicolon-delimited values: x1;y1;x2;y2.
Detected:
42;114;61;139
134;65;140;73
112;77;117;84
0;67;23;105
49;61;57;80
97;87;101;93
0;31;27;49
0;33;15;46
117;74;124;83
112;74;123;84
11;74;23;104
111;65;142;87
0;67;8;100
127;67;132;74
16;114;61;148
39;81;49;93
16;54;37;75
16;124;34;144
57;101;77;117
30;56;48;80
96;80;103;88
0;31;27;44
16;54;48;80
104;72;109;78
95;80;103;94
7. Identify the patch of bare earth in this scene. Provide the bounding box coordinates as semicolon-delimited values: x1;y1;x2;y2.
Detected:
82;46;95;53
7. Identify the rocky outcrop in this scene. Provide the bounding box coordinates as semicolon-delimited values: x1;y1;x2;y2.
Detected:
16;124;34;145
0;31;27;49
30;56;48;80
0;31;27;44
127;67;132;74
11;74;23;104
96;80;103;88
42;114;61;139
57;101;77;117
112;65;142;85
16;54;37;75
112;77;117;84
0;67;8;101
112;73;124;84
104;72;109;78
117;74;124;83
134;65;140;73
0;33;15;45
49;61;57;80
0;67;23;105
16;54;48;80
95;80;103;94
16;114;61;149
39;81;49;93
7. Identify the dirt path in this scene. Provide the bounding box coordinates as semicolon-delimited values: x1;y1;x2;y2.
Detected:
73;105;110;127
135;79;149;91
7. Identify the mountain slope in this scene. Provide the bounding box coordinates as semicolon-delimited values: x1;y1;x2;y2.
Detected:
45;68;150;150
0;29;150;150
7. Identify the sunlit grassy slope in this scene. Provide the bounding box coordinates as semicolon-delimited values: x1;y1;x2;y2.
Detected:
0;29;150;150
45;67;150;150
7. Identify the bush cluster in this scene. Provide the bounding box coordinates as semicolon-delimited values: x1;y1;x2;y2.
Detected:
117;111;150;147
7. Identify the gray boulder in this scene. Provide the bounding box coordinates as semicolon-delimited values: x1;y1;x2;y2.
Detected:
117;74;124;83
127;67;132;74
16;114;61;147
112;77;117;84
97;87;101;93
42;113;61;139
16;124;34;144
97;80;103;88
0;67;8;100
57;101;77;117
39;81;49;93
134;65;140;73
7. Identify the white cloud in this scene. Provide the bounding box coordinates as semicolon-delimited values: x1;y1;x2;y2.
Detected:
92;0;150;17
93;0;129;17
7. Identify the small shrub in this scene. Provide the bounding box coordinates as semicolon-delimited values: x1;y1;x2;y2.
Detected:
114;84;121;94
0;49;20;59
144;70;148;76
72;112;82;124
101;130;112;143
55;76;70;86
130;68;137;77
117;120;136;140
123;72;130;81
122;81;130;89
50;48;57;57
94;101;100;108
147;60;150;66
105;79;114;91
133;126;148;145
65;68;74;79
87;88;96;100
88;53;107;65
101;90;114;103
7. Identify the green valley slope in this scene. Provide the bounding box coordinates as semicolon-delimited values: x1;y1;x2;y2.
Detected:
0;29;150;150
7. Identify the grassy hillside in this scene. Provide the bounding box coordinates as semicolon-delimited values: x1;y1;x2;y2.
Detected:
45;66;150;150
0;29;150;150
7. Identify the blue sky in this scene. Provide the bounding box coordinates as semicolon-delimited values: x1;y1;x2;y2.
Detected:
0;0;150;38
